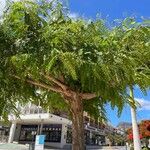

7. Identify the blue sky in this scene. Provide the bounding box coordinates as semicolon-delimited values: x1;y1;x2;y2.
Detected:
69;0;150;21
106;88;150;126
69;0;150;126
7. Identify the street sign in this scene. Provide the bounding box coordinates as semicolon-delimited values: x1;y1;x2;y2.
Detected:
35;135;45;150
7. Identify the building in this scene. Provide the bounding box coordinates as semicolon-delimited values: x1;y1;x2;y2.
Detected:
117;122;132;131
8;103;106;148
0;124;9;143
116;122;132;135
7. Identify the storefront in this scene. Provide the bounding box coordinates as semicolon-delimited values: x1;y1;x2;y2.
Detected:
8;112;106;148
0;126;9;143
65;126;105;146
19;124;62;143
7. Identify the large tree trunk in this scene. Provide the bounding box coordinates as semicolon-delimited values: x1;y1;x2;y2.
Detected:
70;93;85;150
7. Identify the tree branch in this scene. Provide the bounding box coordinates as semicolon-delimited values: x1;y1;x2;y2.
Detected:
12;75;96;100
41;73;68;91
12;75;63;94
80;93;96;100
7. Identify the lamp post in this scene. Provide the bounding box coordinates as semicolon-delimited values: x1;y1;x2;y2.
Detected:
29;131;36;150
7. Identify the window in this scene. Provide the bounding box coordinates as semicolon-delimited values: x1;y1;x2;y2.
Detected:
19;124;62;142
43;124;62;142
19;125;37;141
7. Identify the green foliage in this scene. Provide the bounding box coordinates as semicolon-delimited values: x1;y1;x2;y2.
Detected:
83;97;107;122
0;0;150;120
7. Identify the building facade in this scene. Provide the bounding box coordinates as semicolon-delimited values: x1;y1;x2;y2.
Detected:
0;125;9;143
8;104;106;148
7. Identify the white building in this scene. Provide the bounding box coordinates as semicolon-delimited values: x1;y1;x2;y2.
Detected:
8;103;106;148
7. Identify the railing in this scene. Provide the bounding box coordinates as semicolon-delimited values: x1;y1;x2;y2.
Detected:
21;108;46;115
19;104;46;115
19;105;70;120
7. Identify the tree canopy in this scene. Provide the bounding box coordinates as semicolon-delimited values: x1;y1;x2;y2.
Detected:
0;0;150;119
1;0;149;115
0;1;150;149
128;120;150;139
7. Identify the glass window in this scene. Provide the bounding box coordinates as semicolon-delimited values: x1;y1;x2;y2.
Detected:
19;124;62;143
19;125;38;141
43;124;62;142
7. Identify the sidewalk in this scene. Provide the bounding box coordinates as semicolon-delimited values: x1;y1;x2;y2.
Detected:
0;143;28;150
0;143;67;150
0;143;128;150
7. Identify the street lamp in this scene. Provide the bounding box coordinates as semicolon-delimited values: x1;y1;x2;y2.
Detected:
29;131;36;150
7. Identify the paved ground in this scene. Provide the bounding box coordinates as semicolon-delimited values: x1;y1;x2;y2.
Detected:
0;143;66;150
0;143;128;150
0;143;28;150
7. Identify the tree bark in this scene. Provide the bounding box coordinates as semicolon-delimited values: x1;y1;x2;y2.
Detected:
130;87;142;150
70;93;85;150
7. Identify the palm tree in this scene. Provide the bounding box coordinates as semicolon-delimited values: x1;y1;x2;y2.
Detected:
121;18;150;150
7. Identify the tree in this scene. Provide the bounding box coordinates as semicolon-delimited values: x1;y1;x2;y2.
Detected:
129;87;142;150
140;120;150;148
127;120;150;148
106;130;127;146
140;120;150;138
0;1;150;149
120;19;150;150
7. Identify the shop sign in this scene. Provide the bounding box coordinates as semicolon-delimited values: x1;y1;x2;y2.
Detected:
35;135;45;150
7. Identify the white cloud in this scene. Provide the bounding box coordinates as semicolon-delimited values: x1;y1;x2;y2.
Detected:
0;0;6;17
135;98;150;111
68;12;79;19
